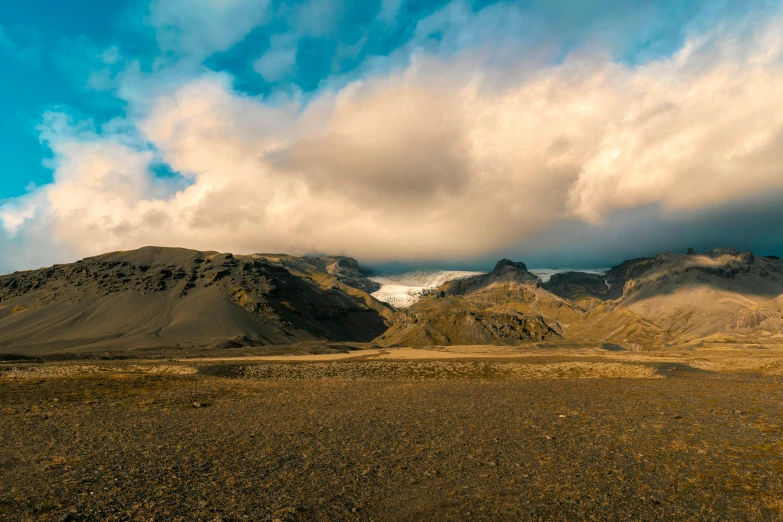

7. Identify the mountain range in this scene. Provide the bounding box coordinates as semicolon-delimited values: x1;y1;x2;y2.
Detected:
2;246;782;353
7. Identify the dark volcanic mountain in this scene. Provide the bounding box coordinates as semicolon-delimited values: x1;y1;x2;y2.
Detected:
542;257;657;305
0;247;391;354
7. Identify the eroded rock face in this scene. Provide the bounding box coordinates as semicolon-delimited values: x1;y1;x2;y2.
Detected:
604;258;656;292
543;272;611;303
378;306;560;346
493;259;529;272
624;249;780;295
326;257;381;294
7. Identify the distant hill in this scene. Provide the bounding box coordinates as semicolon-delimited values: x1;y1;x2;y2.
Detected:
3;246;783;353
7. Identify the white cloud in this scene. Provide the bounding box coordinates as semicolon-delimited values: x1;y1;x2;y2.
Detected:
3;3;783;272
0;202;37;237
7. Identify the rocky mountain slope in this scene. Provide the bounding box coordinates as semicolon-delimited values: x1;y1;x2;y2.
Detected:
3;246;783;353
610;249;783;343
379;249;783;350
561;250;783;349
377;260;573;346
0;247;392;354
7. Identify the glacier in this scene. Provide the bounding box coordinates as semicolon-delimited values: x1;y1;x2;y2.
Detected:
369;269;483;308
370;267;610;308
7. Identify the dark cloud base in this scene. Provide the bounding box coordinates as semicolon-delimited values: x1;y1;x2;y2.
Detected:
364;189;783;273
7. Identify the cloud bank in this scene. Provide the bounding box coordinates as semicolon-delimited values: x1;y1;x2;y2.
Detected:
2;1;783;271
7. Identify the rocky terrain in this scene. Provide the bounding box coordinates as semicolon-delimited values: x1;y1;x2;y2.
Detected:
377;260;568;346
3;246;783;354
380;248;783;350
4;246;783;521
541;271;612;307
2;346;783;521
561;249;783;349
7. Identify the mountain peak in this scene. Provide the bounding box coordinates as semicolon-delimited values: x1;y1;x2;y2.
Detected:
493;259;528;272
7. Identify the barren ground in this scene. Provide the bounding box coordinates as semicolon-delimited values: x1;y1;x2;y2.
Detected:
2;344;783;521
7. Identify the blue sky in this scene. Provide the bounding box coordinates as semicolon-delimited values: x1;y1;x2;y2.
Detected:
0;0;134;196
0;0;714;198
1;0;782;271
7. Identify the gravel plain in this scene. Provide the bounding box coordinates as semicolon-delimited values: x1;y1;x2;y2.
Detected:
2;352;783;521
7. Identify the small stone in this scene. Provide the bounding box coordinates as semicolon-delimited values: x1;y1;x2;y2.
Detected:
193;401;202;408
735;410;743;415
59;513;75;522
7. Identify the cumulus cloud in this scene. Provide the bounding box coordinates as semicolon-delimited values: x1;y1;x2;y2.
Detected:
2;2;783;272
271;78;473;203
